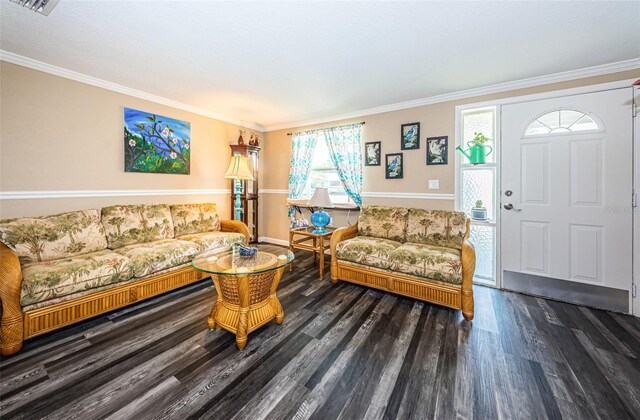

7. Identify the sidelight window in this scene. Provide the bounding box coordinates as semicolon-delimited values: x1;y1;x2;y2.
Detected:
457;106;497;285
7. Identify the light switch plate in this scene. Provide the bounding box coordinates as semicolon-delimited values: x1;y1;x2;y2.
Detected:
428;179;440;189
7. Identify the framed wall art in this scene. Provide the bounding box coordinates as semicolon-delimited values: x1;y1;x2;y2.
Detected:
385;153;403;179
124;107;191;174
364;141;381;166
400;122;420;150
426;136;448;165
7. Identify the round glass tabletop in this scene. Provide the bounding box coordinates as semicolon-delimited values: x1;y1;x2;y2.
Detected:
192;244;294;275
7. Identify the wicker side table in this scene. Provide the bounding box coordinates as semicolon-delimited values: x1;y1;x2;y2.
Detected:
192;246;294;349
289;226;336;279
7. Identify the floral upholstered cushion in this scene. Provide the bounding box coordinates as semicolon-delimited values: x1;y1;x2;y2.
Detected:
357;205;409;242
335;236;402;270
406;209;467;250
101;204;174;249
114;239;200;277
20;250;134;306
389;243;462;285
0;210;108;265
178;231;246;253
170;203;221;237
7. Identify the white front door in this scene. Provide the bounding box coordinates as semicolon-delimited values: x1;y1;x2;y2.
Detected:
501;88;634;312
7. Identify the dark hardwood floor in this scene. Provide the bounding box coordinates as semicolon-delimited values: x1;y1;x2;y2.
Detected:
1;246;640;419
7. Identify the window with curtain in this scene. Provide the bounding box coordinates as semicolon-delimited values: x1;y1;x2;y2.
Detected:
288;123;363;206
305;137;350;203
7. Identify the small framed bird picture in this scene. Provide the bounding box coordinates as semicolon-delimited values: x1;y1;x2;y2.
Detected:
400;122;420;150
426;136;448;165
385;153;403;179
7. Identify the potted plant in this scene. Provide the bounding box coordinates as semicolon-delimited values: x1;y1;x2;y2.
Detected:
471;199;488;220
456;132;493;164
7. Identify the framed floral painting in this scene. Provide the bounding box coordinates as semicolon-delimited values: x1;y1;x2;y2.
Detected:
124;107;191;174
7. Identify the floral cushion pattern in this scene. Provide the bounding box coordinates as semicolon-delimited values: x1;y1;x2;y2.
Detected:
170;203;220;237
0;210;108;265
114;239;200;277
178;231;246;253
335;236;402;270
357;205;408;242
389;243;462;285
20;250;134;306
406;209;467;250
102;204;174;249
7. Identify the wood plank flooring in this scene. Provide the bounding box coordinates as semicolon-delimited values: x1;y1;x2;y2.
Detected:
1;245;640;419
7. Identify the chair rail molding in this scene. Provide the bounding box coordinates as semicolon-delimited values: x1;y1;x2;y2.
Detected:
258;189;454;200
0;189;231;200
260;188;455;200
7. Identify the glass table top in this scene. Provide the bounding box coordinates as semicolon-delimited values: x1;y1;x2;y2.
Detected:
192;244;294;275
290;226;337;236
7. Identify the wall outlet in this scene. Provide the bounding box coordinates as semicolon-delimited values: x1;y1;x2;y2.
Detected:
428;179;440;189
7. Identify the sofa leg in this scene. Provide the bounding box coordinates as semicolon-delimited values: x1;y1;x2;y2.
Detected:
330;276;339;285
462;291;474;321
1;314;24;356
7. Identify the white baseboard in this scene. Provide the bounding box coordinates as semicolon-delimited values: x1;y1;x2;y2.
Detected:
258;236;289;247
258;236;332;255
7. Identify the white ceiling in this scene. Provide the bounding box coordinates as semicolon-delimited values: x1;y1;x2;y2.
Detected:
1;1;639;130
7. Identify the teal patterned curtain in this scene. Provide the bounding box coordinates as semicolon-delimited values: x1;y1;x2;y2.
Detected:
288;131;318;200
322;123;363;206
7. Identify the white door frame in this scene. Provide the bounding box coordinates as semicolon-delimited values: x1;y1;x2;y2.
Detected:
634;84;639;316
455;78;638;306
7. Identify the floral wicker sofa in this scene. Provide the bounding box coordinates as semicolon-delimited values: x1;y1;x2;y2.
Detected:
0;203;248;356
329;205;475;320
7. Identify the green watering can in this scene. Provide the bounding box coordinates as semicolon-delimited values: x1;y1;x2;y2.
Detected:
456;142;493;165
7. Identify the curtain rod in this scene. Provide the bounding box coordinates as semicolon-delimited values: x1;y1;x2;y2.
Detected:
287;122;365;136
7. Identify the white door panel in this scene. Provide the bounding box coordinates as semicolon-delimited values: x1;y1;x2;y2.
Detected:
502;88;633;296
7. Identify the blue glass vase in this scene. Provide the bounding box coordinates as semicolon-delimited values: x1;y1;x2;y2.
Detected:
310;209;330;231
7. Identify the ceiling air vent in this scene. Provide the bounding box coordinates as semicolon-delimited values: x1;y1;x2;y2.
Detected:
10;0;61;16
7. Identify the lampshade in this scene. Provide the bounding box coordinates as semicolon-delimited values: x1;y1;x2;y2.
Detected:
224;156;254;180
307;187;333;208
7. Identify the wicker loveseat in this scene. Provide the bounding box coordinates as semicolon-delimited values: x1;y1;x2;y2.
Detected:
329;205;475;320
0;203;249;356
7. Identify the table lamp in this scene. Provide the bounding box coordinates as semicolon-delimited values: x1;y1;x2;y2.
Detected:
224;156;254;221
307;187;332;231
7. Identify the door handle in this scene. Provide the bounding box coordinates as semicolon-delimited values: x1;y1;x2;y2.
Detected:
503;203;522;212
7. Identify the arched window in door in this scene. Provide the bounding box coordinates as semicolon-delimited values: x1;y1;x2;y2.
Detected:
524;109;603;137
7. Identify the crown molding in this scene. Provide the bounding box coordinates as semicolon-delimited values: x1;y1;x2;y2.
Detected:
264;58;640;131
0;189;230;200
0;50;266;132
4;49;636;134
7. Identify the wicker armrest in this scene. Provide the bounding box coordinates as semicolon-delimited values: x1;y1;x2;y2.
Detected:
0;242;24;355
330;224;358;257
220;220;251;244
461;218;476;320
329;224;358;284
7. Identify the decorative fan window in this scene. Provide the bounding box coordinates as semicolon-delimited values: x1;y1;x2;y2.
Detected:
524;109;602;136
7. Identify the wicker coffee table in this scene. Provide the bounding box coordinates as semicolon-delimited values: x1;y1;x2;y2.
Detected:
192;245;294;349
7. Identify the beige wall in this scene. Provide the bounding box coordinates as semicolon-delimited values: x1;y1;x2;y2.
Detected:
262;69;640;242
2;61;638;241
0;62;262;219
